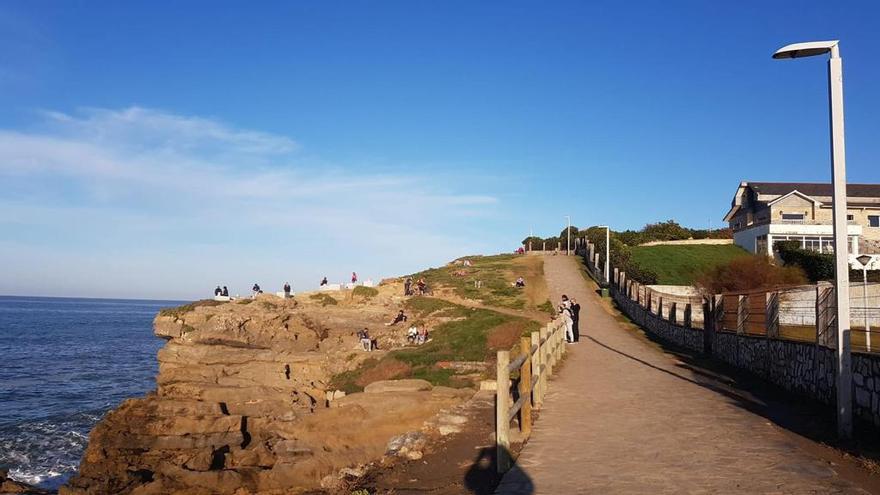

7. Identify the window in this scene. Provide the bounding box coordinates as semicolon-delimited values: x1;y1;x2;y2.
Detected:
804;236;821;252
870;215;880;228
781;213;805;221
847;214;854;221
756;235;768;254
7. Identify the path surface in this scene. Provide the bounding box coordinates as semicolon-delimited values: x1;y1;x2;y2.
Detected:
495;256;871;495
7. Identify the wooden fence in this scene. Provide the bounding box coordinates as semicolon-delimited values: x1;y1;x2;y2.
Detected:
495;317;568;472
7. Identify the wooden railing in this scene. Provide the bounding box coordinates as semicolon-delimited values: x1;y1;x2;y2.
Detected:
495;318;568;472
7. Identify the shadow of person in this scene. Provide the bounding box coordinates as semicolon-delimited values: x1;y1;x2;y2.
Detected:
463;446;534;495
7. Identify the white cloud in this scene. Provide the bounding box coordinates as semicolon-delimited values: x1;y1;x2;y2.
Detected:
0;106;502;298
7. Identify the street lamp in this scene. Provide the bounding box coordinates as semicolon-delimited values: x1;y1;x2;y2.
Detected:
598;225;610;285
856;254;873;352
565;215;571;256
773;39;852;438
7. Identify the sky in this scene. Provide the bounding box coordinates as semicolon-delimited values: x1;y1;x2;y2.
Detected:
2;1;880;300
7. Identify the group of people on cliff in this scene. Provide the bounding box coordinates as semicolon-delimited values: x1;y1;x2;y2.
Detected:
213;286;229;297
556;294;581;343
403;277;428;296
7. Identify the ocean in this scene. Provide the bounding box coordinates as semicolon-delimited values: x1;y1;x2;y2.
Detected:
0;296;184;490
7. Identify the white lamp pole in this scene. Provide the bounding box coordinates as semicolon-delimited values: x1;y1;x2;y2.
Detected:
774;40;852;439
598;225;610;284
857;255;872;351
565;215;571;256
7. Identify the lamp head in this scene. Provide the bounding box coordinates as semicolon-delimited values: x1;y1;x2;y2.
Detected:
856;254;872;267
773;40;839;59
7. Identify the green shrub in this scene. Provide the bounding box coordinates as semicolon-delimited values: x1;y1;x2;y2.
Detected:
352;286;379;298
308;293;338;306
776;241;835;282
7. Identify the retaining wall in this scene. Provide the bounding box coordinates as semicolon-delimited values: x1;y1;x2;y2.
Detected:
611;285;880;428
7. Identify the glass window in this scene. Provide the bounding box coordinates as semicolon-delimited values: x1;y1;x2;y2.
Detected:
821;238;834;253
869;215;880;228
782;213;805;221
756;235;767;254
804;236;821;252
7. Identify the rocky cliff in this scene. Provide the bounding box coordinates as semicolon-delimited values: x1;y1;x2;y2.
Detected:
61;290;470;494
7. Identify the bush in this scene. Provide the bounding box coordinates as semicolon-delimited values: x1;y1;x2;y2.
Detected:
352;286;378;298
775;241;834;282
696;255;807;294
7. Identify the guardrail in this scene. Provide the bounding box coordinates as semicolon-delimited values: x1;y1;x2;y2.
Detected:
495;318;568;472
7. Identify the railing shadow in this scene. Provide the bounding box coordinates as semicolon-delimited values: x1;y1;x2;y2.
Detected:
464;445;534;495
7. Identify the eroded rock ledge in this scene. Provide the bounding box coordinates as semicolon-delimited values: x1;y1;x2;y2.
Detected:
62;293;470;494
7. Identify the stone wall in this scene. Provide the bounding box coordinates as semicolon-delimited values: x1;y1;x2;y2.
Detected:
611;284;880;429
612;288;703;353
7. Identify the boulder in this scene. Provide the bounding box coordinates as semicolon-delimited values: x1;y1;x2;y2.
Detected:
364;379;433;394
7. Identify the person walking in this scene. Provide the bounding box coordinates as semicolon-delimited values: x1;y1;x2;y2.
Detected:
570;298;581;342
559;304;574;343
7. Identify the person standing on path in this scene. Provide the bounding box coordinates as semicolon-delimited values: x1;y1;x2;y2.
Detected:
570;297;581;342
558;304;574;343
351;272;358;284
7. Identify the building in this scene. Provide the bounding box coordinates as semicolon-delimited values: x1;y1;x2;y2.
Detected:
724;181;880;256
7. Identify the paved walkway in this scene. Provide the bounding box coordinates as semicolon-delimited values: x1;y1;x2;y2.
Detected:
495;256;871;495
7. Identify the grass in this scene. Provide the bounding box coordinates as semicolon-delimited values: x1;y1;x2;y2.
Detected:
329;297;536;393
309;293;339;306
630;244;750;285
409;254;545;310
352;286;379;298
158;299;224;318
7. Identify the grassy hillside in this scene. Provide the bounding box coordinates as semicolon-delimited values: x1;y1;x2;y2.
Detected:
410;254;549;311
630;244;749;285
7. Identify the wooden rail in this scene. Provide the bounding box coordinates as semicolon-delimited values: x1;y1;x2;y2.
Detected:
495;318;568;472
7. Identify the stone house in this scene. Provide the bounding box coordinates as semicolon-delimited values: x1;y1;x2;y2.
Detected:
724;181;880;256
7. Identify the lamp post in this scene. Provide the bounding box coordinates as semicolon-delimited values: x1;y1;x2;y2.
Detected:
773;40;852;438
565;215;571;256
856;254;873;352
598;225;610;285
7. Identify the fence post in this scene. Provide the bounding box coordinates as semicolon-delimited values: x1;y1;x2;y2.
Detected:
542;241;546;251
658;296;664;318
669;302;677;324
531;331;542;407
647;289;653;313
545;323;554;375
519;337;532;435
766;291;780;338
683;303;692;328
496;350;510;473
737;295;747;335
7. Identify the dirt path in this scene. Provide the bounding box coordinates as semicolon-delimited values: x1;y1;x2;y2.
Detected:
495;255;877;494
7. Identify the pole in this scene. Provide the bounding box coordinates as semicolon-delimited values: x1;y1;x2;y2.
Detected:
566;216;571;256
604;226;610;284
864;267;871;351
828;47;852;439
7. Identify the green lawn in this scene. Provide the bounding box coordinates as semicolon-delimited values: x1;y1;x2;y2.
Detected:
630;244;749;285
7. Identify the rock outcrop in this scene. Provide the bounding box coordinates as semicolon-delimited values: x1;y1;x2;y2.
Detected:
62;292;470;494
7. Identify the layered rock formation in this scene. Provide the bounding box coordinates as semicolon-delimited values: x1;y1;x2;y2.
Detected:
62;292;469;494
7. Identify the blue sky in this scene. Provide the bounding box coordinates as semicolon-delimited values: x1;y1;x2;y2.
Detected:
1;1;879;299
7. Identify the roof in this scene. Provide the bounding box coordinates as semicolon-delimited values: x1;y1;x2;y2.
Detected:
747;182;880;198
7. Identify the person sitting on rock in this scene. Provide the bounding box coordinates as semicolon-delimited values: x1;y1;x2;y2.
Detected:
407;325;419;344
386;309;408;326
416;326;429;345
283;282;291;298
221;286;229;297
320;276;328;286
515;277;525;288
252;283;261;298
357;328;377;351
214;286;222;296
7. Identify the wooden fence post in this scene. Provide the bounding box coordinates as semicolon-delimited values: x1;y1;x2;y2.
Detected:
496;350;510;473
531;331;542;407
545;323;554;375
669;302;677;324
519;337;532;435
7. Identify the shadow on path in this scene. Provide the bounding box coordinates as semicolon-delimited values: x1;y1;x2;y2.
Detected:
465;446;533;495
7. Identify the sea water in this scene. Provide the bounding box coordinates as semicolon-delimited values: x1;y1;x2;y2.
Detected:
0;296;183;490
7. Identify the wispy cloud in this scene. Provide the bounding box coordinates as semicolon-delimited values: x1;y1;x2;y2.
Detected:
0;106;501;298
